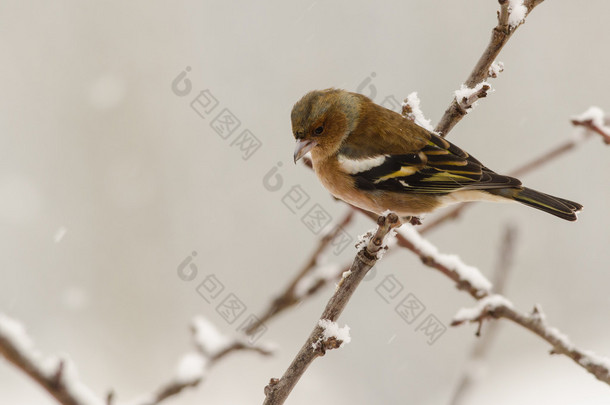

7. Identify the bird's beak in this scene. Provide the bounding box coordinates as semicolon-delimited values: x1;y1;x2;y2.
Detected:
293;139;317;163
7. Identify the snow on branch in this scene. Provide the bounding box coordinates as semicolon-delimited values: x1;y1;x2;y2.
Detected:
0;313;271;405
571;106;610;145
396;224;492;297
352;217;610;387
488;61;505;78
393;228;610;386
401;92;435;132
312;319;351;352
0;313;104;405
451;301;610;385
132;316;273;405
390;224;610;386
454;82;492;113
451;294;514;335
505;0;528;29
263;213;401;405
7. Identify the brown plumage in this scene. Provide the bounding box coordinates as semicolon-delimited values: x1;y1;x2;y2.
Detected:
291;88;582;222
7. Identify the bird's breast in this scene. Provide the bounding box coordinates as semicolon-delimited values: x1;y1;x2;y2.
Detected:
312;156;380;212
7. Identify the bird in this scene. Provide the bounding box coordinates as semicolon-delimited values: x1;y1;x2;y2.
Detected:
291;88;582;222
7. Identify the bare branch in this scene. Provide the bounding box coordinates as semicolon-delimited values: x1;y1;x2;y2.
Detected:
140;316;272;405
263;214;401;405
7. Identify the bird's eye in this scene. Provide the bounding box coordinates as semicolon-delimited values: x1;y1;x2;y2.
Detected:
314;126;324;135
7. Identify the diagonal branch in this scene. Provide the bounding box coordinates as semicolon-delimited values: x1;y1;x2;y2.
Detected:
0;341;80;405
147;339;272;405
0;314;96;405
0;313;272;405
131;316;273;405
451;298;610;385
262;214;401;405
389;225;610;386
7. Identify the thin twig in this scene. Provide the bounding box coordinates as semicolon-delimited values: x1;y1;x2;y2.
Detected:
263;214;401;405
140;318;273;405
571;117;610;145
0;333;82;405
148;340;273;405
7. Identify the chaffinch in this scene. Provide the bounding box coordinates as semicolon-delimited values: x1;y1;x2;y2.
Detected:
291;88;582;222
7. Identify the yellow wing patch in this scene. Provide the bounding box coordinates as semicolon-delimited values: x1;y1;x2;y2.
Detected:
375;166;419;182
425;172;473;182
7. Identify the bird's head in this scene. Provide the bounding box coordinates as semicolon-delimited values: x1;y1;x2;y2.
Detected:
291;89;361;163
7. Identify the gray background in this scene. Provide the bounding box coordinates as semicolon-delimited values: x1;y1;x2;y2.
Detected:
1;1;609;404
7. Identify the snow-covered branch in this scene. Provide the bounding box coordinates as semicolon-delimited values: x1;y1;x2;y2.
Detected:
454;82;492;113
488;61;504;78
393;226;610;386
0;313;103;405
451;300;610;385
135;316;272;405
571;106;610;145
263;213;401;405
0;314;271;405
435;0;545;136
396;225;491;296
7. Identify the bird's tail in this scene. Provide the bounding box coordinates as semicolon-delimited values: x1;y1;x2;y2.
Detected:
487;187;583;221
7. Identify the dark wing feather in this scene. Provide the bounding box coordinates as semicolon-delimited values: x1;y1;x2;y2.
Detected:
343;129;521;195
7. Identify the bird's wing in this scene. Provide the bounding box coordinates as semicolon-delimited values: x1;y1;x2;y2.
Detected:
339;122;521;194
